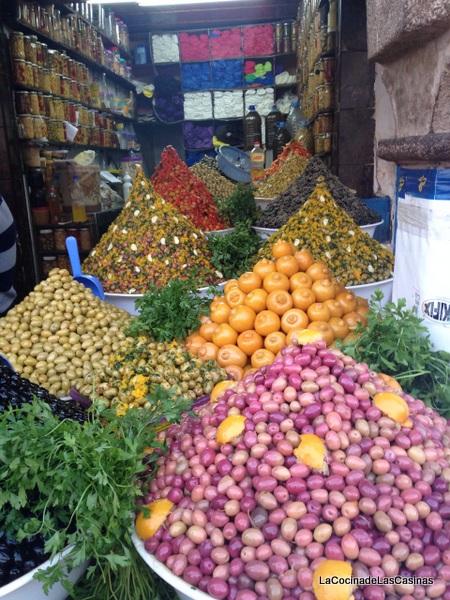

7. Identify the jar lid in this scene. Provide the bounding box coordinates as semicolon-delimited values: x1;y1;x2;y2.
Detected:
43;256;56;260
39;229;52;233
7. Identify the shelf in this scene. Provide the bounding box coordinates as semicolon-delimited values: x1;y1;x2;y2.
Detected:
21;139;134;153
13;84;135;122
153;51;297;67
15;20;135;91
55;1;131;60
38;249;89;256
33;221;93;230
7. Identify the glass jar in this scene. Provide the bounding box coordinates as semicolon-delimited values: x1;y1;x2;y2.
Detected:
317;83;334;112
60;76;70;98
47;49;60;72
314;134;324;154
29;92;40;115
79;228;91;251
39;68;51;93
17;114;34;139
13;59;33;86
315;112;333;134
16;91;31;114
33;115;47;139
38;229;54;251
50;71;60;95
322;57;335;83
24;35;37;63
41;256;57;277
48;119;64;142
10;32;25;59
32;64;40;88
54;99;65;120
57;255;70;270
322;133;332;154
54;227;67;251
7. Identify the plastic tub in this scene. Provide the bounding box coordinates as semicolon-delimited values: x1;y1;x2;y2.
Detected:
0;546;87;600
255;197;276;211
197;282;226;299
204;227;235;238
133;534;212;600
348;277;393;305
252;225;277;240
360;219;383;238
217;147;250;183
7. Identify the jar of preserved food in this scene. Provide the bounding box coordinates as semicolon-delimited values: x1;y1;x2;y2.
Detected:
47;96;56;118
10;32;25;59
33;115;47;139
13;59;32;86
38;229;54;251
315;112;333;134
317;83;334;112
24;35;37;63
54;227;67;251
71;79;80;101
54;99;64;120
16;91;31;114
32;64;40;88
57;255;70;270
87;110;96;127
50;71;60;95
322;58;335;83
29;92;40;115
41;256;57;277
91;127;101;146
41;95;51;116
48;119;63;142
322;133;332;154
47;49;60;72
60;54;69;77
60;76;70;98
39;68;51;93
79;228;91;251
67;228;80;244
314;134;324;154
17;115;34;139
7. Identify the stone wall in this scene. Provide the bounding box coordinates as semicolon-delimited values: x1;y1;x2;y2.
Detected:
368;2;450;197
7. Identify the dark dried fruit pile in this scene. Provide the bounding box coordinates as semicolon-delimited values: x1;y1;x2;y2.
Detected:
0;529;48;587
256;157;380;228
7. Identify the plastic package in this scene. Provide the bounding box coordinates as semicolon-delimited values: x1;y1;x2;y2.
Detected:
151;34;179;63
179;31;209;61
242;24;274;55
213;90;244;119
244;87;275;116
209;28;242;59
211;59;242;89
244;60;274;86
183;122;214;149
181;62;211;91
184;92;213;120
276;90;297;114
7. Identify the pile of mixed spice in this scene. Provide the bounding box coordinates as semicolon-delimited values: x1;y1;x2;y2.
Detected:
257;183;394;286
151;146;228;231
255;152;309;199
190;156;236;203
257;157;380;227
261;140;310;180
83;168;219;293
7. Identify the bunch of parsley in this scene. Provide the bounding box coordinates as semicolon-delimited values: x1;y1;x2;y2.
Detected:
208;223;261;280
0;388;190;600
217;184;258;226
339;291;450;416
126;276;212;341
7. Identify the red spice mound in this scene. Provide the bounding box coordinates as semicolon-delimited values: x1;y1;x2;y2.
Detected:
151;146;228;231
263;140;311;180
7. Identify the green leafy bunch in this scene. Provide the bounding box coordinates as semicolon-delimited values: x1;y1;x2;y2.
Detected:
0;388;190;600
339;290;450;415
208;222;261;280
217;184;259;226
126;275;212;341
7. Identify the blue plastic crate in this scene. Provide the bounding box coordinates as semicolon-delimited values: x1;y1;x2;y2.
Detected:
361;196;391;242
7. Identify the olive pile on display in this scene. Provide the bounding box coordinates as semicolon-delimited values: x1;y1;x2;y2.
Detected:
0;530;48;588
0;269;132;398
0;364;86;422
136;341;450;600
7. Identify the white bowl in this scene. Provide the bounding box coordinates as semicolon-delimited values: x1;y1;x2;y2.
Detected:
197;282;226;299
204;228;235;239
105;283;226;315
133;534;212;600
252;226;278;240
104;292;142;316
255;197;275;211
348;277;393;305
359;220;384;238
0;546;87;600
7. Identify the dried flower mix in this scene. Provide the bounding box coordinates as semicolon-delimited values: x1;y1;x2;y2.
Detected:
190;156;236;203
257;158;380;228
83;168;218;293
107;338;226;415
151;146;228;231
255;152;309;199
257;183;394;285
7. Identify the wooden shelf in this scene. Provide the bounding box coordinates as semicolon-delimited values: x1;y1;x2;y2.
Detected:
22;139;133;153
15;20;135;91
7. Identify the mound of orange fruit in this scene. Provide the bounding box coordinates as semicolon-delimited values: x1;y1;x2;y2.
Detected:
186;241;368;379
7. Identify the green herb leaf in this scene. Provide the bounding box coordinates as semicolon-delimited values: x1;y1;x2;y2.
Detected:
208;222;261;280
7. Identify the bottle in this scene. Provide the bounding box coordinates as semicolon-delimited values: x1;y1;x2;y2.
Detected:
243;105;262;151
250;141;265;183
71;176;87;223
265;105;282;150
286;99;305;138
273;121;291;159
123;173;132;201
46;185;61;224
